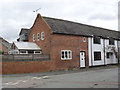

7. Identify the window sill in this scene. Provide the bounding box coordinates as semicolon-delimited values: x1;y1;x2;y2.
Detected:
61;59;72;60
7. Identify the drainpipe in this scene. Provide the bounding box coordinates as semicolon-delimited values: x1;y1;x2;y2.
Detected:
118;40;120;64
91;37;93;66
103;39;106;65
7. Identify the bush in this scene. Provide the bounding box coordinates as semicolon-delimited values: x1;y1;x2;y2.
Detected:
0;51;4;54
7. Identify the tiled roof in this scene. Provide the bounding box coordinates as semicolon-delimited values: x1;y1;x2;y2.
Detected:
43;16;119;39
19;28;30;36
19;14;119;40
0;37;11;49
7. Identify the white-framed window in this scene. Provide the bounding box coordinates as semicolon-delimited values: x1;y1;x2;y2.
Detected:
37;33;40;41
33;34;35;42
34;50;42;54
83;37;86;42
61;50;72;60
20;50;28;54
93;36;101;44
41;32;44;40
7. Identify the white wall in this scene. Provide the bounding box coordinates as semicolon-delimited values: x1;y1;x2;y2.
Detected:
92;38;104;66
105;39;118;64
88;37;104;66
118;41;120;62
88;37;118;66
88;37;92;66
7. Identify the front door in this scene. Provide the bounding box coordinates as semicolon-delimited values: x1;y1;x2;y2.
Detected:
80;51;86;67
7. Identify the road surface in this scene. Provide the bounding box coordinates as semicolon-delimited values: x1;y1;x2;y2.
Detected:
2;65;119;88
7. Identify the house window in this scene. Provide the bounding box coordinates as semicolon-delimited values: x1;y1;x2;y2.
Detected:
93;36;101;44
34;50;42;54
61;50;72;60
41;32;44;40
94;52;101;61
33;34;35;42
20;50;28;54
106;52;113;59
37;33;40;41
83;37;86;42
106;52;110;59
109;37;114;45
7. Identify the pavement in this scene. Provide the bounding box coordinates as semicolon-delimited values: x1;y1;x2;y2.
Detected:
1;65;119;88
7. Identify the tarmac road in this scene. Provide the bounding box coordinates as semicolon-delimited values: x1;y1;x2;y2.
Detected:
2;65;119;88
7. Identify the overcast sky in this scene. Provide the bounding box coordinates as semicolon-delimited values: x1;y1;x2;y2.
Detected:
0;0;119;42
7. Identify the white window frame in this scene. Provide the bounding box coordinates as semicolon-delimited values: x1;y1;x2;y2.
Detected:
37;33;40;41
33;34;35;42
20;51;28;54
34;51;42;54
41;32;44;40
61;50;72;60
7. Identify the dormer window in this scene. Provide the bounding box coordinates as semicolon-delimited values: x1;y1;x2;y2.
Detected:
109;37;114;45
93;36;101;44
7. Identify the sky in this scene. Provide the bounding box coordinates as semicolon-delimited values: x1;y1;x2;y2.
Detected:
0;0;119;43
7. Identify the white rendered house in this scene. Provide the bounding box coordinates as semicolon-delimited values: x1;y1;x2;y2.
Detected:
89;36;119;66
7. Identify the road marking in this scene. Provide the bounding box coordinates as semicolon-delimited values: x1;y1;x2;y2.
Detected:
31;77;39;80
5;82;13;85
37;77;42;79
10;80;23;85
4;76;50;86
42;76;49;79
22;80;28;82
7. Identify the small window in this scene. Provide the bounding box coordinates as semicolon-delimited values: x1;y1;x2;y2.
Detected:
93;36;101;44
41;32;44;40
61;50;72;60
37;33;40;41
94;52;101;61
34;50;42;54
20;50;28;54
109;37;114;45
33;34;35;42
83;37;86;42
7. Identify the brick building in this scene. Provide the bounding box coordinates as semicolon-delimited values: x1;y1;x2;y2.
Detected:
18;14;89;70
0;37;11;54
18;13;120;71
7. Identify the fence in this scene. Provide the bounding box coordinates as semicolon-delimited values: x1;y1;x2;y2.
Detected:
1;54;50;62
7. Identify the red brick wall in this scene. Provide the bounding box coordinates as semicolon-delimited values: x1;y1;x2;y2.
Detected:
1;14;89;74
2;61;51;74
0;43;8;54
50;34;89;70
0;38;9;54
2;45;8;54
28;14;89;71
28;14;52;54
